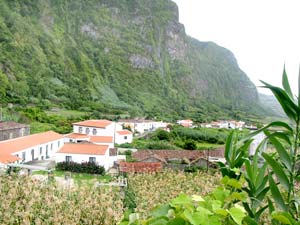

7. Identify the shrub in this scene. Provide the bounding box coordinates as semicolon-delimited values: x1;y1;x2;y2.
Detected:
183;139;197;150
56;161;105;175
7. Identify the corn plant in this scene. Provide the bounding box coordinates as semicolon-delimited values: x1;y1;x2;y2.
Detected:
257;67;300;223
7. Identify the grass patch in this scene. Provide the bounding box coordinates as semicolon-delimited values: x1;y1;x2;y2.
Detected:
32;170;112;182
46;109;90;118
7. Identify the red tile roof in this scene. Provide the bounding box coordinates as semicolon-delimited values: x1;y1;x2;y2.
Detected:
0;131;63;164
57;143;108;155
0;131;63;154
0;155;21;164
117;130;132;135
90;136;113;143
72;120;112;128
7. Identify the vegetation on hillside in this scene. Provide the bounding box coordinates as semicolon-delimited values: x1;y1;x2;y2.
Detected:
0;0;267;121
120;126;248;150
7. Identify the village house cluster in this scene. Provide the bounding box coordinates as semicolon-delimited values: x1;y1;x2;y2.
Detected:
0;117;257;171
0;120;134;170
0;119;170;170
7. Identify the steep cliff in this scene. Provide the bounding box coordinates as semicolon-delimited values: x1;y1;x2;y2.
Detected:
0;0;264;120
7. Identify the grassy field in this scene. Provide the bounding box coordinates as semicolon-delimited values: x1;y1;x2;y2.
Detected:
45;109;90;118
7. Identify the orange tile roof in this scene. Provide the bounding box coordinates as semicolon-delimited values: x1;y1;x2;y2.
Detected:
0;131;63;164
0;154;21;164
57;143;108;155
65;133;89;139
117;130;132;135
90;136;113;143
0;131;63;155
72;120;112;128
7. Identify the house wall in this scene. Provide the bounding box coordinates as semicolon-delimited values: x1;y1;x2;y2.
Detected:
135;122;154;134
55;153;117;170
115;134;133;145
12;138;64;163
73;123;115;136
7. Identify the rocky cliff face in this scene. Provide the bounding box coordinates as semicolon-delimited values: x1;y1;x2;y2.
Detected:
0;0;264;120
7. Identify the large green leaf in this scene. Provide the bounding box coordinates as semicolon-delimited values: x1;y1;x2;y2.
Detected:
228;205;246;225
268;175;288;211
265;131;292;172
238;121;293;145
261;80;298;121
225;131;235;164
282;65;294;100
262;152;289;191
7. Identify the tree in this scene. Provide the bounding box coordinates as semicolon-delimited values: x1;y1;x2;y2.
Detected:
0;71;9;103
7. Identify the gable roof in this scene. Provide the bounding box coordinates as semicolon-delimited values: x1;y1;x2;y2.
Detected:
72;120;112;128
0;131;63;164
57;143;109;155
90;136;113;143
117;130;132;135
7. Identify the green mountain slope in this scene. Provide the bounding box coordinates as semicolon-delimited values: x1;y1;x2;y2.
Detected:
0;0;264;120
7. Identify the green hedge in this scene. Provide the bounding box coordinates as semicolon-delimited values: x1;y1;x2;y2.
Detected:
56;161;105;175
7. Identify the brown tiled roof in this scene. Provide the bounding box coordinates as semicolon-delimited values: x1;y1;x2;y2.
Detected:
90;136;113;143
119;162;162;173
72;120;112;128
117;130;132;135
133;148;224;161
57;143;108;155
0;121;29;130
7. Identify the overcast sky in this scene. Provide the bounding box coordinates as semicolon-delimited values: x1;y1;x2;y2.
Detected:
172;0;300;95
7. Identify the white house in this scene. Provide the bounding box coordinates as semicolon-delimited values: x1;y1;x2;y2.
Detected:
72;120;116;137
115;130;133;145
177;119;193;128
118;119;168;134
56;143;117;170
0;131;64;166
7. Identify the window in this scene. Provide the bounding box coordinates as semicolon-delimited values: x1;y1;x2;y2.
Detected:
89;157;96;163
51;143;53;150
58;141;60;147
65;156;72;162
86;127;90;134
22;152;26;161
79;127;83;133
46;145;48;151
39;147;42;155
124;136;127;140
92;128;97;135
